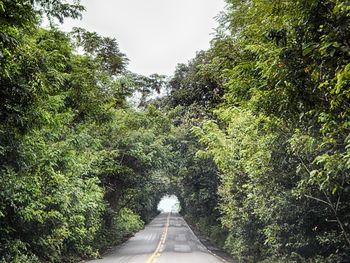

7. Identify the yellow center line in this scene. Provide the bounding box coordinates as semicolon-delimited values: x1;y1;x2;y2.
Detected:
146;213;171;263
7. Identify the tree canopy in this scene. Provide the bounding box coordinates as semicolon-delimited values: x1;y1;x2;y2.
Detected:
1;0;349;262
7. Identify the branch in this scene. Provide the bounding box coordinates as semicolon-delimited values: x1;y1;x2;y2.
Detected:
304;194;330;206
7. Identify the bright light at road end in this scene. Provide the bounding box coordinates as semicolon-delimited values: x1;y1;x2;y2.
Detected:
158;195;180;213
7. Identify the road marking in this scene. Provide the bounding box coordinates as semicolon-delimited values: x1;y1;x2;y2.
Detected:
174;244;191;252
207;250;228;263
145;213;170;263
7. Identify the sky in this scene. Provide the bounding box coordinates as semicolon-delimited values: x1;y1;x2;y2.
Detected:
59;0;226;76
158;195;180;213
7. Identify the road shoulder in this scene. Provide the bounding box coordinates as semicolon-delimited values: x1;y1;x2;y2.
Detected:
184;220;236;263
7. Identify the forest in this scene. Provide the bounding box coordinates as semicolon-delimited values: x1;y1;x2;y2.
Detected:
0;0;349;262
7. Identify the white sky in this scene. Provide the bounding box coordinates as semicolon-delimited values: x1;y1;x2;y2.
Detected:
59;0;225;76
158;195;180;213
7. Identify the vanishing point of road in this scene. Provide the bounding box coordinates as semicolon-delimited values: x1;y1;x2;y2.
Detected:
91;213;231;263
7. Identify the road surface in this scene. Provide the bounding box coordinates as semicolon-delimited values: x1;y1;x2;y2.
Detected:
91;213;227;263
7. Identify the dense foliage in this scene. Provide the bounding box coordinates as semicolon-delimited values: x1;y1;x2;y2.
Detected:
1;0;349;262
0;1;171;262
167;0;350;262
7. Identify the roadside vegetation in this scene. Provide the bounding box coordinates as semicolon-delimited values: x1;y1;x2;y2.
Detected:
0;0;349;262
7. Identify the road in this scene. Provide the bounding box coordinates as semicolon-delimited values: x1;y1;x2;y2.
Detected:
91;213;227;263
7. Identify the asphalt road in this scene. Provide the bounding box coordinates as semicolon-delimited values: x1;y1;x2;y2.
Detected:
91;213;226;263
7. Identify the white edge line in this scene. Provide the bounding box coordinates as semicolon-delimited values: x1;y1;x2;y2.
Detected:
182;217;227;263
